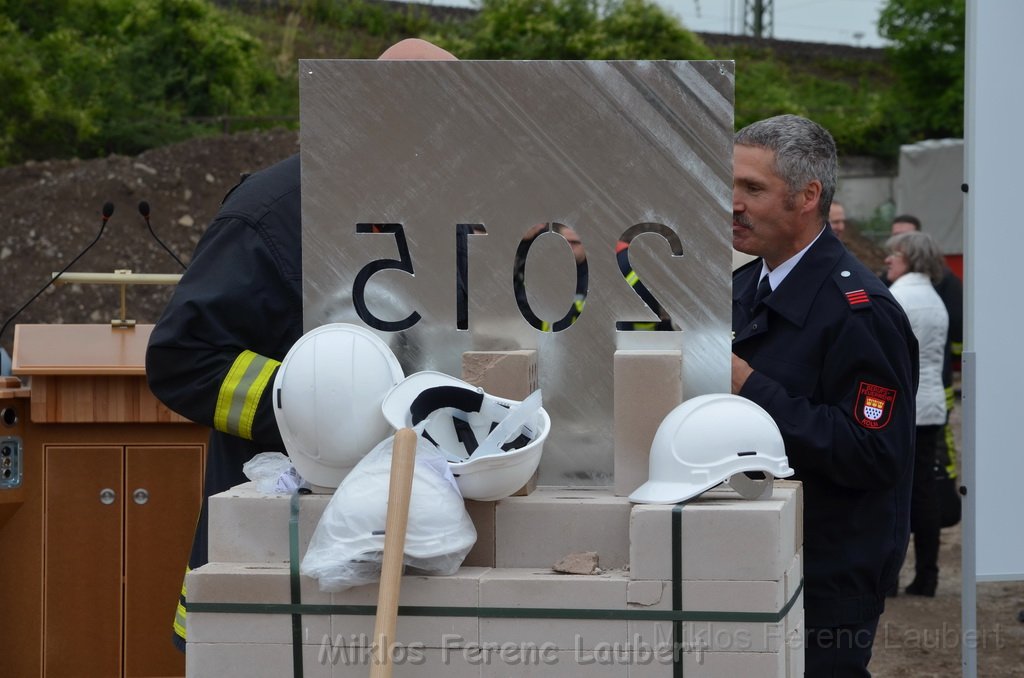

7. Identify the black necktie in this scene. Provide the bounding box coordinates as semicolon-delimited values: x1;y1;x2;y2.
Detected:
752;275;772;310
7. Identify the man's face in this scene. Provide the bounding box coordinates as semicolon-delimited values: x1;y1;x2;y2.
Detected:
733;144;808;268
891;221;916;236
829;203;846;238
559;226;587;265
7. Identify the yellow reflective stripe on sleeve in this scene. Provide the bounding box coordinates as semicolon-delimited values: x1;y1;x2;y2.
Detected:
625;270;639;287
174;602;188;640
214;351;281;440
173;565;191;640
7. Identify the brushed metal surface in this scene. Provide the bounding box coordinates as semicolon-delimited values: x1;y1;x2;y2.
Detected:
299;59;733;484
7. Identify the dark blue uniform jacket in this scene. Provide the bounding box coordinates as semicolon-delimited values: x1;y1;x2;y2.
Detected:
147;154;303;647
732;227;919;628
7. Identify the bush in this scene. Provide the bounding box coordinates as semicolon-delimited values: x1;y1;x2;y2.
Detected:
0;0;289;164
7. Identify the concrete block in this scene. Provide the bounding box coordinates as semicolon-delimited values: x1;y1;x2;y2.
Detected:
613;350;683;497
189;611;319;646
626;580;667;607
628;487;798;581
391;649;483;678
774;480;804;549
625;577;796;656
187;562;330;606
783;594;804;677
495;487;631;569
785;550;803;604
511;468;539;497
330;568;489;647
625;579;673;657
187;563;330;644
464;499;495;567
480;649;630;677
461;350;539;400
185;643;332;678
207;483;330;564
785;596;805;678
479;568;629;650
315;644;484;677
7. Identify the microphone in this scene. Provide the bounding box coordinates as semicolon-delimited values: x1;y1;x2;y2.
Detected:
0;202;115;349
138;201;187;270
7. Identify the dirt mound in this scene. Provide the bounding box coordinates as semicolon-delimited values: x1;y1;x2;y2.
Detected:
0;128;299;354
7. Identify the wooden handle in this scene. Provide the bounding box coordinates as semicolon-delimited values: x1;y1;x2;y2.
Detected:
369;428;418;678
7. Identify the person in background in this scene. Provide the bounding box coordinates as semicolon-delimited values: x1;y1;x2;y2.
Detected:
829;199;847;240
145;38;458;653
884;231;949;597
889;214;963;531
732;114;918;677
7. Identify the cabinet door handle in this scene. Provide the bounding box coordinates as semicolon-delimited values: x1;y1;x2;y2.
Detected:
99;488;116;505
133;488;150;505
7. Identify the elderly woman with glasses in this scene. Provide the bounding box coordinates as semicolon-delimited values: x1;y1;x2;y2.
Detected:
884;231;949;596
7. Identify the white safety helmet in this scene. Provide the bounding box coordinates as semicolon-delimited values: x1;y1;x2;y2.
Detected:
299;433;477;591
273;323;404;488
629;393;793;504
382;371;550;501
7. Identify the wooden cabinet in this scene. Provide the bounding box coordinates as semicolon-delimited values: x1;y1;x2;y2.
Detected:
0;325;207;677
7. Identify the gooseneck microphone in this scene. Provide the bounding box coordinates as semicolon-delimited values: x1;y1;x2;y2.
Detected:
0;202;116;349
138;201;187;270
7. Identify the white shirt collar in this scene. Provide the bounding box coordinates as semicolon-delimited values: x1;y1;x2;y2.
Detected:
758;225;828;290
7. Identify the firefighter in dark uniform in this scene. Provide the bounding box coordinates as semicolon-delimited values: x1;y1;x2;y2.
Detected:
730;115;918;677
146;38;458;652
147;152;303;650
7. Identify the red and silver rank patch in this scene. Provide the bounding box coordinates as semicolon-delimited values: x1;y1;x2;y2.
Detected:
854;381;897;429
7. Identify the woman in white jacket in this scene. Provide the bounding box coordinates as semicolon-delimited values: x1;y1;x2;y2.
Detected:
885;231;949;596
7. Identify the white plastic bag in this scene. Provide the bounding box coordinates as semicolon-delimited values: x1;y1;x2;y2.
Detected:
300;434;477;592
242;452;311;494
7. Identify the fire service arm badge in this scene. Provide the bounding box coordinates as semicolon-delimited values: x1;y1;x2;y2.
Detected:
854;381;897;429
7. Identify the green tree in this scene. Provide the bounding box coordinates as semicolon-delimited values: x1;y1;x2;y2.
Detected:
877;0;964;140
434;0;710;60
0;0;287;164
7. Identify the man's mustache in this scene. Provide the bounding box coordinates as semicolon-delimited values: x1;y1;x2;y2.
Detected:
734;213;753;228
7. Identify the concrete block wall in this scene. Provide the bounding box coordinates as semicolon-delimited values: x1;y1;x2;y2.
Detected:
192;481;803;677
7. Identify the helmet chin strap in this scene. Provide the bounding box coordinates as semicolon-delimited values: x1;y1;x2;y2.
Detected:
471;390;543;460
725;471;775;500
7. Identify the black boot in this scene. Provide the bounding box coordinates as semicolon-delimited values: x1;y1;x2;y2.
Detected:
905;575;937;597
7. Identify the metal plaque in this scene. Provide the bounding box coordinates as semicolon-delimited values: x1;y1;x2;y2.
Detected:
299;60;733;484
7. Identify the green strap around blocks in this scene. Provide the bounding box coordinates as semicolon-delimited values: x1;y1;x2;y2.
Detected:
189;597;802;622
289;492;303;677
188;496;804;677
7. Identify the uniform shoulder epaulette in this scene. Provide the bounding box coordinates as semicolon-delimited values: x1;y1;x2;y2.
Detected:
832;268;872;310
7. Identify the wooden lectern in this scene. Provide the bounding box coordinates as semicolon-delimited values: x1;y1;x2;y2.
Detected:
0;324;208;677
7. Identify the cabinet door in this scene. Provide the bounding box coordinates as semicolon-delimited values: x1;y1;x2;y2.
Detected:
44;445;124;677
124;445;203;678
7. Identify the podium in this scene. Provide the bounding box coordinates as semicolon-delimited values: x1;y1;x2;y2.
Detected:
0;324;208;677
